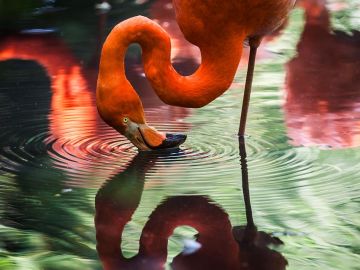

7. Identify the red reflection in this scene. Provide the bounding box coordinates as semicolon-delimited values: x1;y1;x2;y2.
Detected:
284;0;360;148
0;34;108;183
0;34;97;142
96;151;287;270
0;27;191;185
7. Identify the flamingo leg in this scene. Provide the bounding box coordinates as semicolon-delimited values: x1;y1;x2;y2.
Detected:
238;37;262;136
238;136;255;228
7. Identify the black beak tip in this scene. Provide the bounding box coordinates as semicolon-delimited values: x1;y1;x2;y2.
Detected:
153;133;187;150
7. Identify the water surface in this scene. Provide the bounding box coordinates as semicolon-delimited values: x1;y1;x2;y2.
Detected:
0;0;359;269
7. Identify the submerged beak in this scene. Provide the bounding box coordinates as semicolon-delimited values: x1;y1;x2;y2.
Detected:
124;121;186;151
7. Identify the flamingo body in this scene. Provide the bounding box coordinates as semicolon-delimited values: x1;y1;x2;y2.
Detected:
173;0;295;44
96;0;295;150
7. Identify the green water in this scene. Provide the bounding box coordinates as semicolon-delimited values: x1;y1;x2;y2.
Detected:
0;0;359;269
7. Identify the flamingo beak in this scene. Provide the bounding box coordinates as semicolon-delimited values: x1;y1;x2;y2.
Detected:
124;120;186;151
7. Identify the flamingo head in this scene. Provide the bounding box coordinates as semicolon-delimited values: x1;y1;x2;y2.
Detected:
119;116;187;151
97;89;186;151
98;109;186;151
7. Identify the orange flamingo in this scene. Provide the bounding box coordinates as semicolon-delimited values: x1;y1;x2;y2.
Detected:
96;0;296;150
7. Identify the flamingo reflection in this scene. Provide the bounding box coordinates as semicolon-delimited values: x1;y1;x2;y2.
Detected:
0;33;100;157
0;33;106;181
284;0;360;148
95;141;287;270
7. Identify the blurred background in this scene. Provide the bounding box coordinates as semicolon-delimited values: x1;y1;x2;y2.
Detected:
0;0;359;269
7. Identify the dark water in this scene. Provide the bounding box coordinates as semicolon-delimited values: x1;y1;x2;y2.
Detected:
0;0;360;269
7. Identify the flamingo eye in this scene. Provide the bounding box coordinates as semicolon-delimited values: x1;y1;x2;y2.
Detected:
123;117;129;124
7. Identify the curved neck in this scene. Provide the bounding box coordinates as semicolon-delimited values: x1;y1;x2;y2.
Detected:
95;153;150;269
95;154;238;269
139;196;238;260
96;16;245;124
96;196;238;269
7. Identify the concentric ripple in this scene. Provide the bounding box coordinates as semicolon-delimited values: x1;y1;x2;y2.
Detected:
1;83;358;195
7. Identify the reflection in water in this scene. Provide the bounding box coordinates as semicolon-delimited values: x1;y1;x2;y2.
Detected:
284;0;360;148
235;137;287;270
0;33;104;183
95;140;287;270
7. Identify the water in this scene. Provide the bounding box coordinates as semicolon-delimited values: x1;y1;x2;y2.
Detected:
0;0;360;269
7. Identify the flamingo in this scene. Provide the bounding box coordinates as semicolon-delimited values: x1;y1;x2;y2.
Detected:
96;0;296;150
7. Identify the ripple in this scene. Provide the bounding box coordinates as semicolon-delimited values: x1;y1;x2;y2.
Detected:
0;90;333;194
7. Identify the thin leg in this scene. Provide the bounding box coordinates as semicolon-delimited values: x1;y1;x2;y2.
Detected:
238;37;261;137
238;136;255;228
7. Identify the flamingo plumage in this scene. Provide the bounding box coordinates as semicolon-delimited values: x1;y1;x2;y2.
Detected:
96;0;296;150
